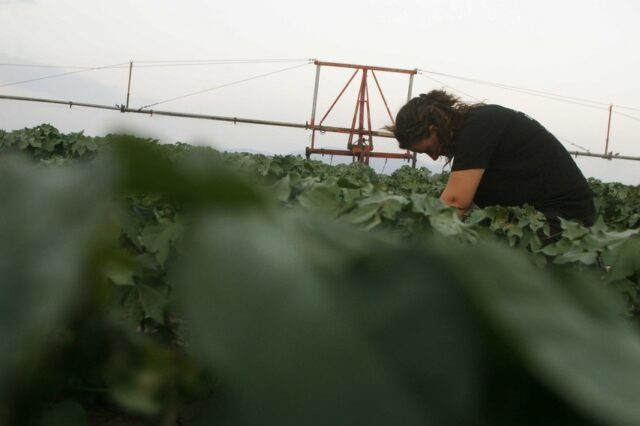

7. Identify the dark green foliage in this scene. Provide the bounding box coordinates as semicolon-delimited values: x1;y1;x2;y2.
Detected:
1;124;640;425
589;178;640;229
0;124;104;162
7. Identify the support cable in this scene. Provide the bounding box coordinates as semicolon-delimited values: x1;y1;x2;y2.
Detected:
418;68;640;112
418;70;640;123
1;59;639;156
614;111;640;123
0;63;92;70
133;57;314;64
419;70;610;112
0;58;314;70
0;62;130;88
139;61;313;110
417;73;482;101
132;58;314;68
3;59;638;113
558;137;592;153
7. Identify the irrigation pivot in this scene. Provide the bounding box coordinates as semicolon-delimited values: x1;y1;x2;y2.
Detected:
306;60;418;167
1;59;638;163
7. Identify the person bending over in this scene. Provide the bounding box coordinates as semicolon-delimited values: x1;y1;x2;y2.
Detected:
386;90;596;237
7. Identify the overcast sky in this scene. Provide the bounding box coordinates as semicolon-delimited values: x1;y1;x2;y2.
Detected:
1;0;639;183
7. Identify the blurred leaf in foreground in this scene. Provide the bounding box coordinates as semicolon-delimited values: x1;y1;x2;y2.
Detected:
174;210;640;426
0;155;109;419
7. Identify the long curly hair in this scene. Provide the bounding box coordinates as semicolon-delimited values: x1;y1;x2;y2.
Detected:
384;90;484;161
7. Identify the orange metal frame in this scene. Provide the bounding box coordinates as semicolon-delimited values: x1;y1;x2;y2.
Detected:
306;60;418;167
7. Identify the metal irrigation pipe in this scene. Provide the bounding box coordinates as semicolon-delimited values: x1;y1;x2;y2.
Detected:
0;93;396;137
2;94;639;162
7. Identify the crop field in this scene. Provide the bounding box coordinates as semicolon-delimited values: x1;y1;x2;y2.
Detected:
1;124;640;425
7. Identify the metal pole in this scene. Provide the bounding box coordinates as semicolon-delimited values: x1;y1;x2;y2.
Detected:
310;63;321;126
125;61;133;109
358;70;367;144
310;63;321;149
408;72;417;167
567;150;640;162
604;104;613;155
348;70;366;150
314;60;417;74
407;73;415;102
365;82;373;159
1;93;407;138
371;70;395;125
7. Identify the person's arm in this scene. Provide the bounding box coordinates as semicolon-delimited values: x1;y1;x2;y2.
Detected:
440;169;485;217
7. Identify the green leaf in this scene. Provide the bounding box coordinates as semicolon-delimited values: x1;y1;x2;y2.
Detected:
138;283;171;324
336;176;361;189
111;381;161;416
104;261;137;286
103;249;141;286
340;187;364;205
608;237;640;283
139;219;185;267
320;237;485;426
559;218;590;240
271;175;292;203
429;211;469;237
111;135;267;209
464;208;488;225
455;241;640;426
554;249;598;265
39;400;87;426
409;193;447;215
0;156;108;381
340;203;380;226
358;193;408;220
506;223;524;239
541;239;573;256
174;214;433;426
296;184;343;218
581;228;639;251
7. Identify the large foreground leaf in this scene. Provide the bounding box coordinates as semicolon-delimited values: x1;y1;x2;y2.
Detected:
174;215;434;426
454;242;640;426
175;210;640;426
0;156;108;383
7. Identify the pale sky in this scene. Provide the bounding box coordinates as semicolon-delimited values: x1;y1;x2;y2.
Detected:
1;0;639;183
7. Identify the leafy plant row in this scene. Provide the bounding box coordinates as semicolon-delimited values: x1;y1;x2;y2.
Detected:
0;125;639;425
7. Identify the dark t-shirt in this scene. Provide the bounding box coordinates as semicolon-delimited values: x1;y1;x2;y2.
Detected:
451;104;595;225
